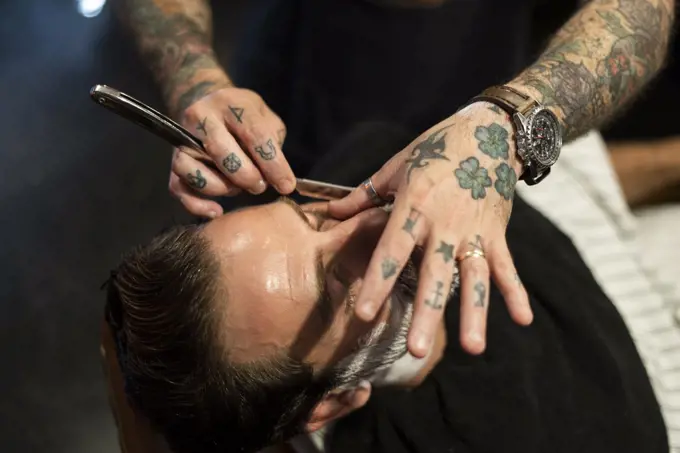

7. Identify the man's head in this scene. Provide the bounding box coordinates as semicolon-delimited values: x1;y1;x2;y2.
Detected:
107;198;421;453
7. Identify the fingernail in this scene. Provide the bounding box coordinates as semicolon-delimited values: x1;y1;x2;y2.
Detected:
249;179;267;195
468;331;483;345
208;211;218;219
357;302;376;320
414;334;432;353
357;380;371;391
276;178;296;194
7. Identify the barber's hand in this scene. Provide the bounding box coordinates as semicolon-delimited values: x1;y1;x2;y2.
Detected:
329;103;533;357
168;82;295;218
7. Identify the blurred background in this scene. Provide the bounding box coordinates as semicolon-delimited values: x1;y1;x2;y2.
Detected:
0;1;677;452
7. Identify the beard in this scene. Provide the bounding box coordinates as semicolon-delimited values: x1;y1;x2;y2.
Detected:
332;257;458;388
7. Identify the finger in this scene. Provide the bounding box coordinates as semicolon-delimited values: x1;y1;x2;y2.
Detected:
172;150;242;197
487;238;533;326
407;232;457;358
168;173;224;219
354;198;424;322
458;241;491;355
191;114;268;195
328;155;402;220
225;106;296;194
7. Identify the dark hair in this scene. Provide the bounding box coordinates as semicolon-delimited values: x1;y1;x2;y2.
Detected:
106;225;336;453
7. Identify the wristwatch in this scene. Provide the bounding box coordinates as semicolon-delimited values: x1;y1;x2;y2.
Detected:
469;85;563;185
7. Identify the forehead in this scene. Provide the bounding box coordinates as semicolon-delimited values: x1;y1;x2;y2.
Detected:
201;202;323;360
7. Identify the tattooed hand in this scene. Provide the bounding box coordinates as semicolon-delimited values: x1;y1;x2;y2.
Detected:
168;84;294;218
329;102;532;357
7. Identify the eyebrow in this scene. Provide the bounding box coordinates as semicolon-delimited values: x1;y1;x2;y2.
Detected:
277;197;334;330
279;196;315;230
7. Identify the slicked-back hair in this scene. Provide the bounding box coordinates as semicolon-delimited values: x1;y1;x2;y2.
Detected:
105;225;337;453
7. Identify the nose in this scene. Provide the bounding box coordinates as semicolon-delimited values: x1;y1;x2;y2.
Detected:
322;207;389;250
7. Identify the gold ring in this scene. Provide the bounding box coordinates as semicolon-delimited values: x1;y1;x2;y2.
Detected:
459;249;486;261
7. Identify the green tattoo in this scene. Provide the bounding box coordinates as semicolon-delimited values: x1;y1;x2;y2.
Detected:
487;105;503;115
381;258;399;280
435;241;455;263
454;157;492;200
494;163;517;201
474;123;510;160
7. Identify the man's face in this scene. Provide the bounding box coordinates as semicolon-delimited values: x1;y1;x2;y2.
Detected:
202;198;409;373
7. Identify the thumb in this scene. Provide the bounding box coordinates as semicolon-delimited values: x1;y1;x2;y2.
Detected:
328;157;402;220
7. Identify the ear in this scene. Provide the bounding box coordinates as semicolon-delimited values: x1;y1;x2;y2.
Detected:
305;381;372;432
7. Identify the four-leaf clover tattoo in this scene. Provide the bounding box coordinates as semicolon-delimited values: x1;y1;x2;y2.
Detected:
494;162;517;200
474;123;510;159
454;157;492;200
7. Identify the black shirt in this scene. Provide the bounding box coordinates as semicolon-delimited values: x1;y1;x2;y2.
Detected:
227;0;557;175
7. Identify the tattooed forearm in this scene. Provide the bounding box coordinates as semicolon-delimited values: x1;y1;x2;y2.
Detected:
509;0;674;141
425;281;445;310
117;0;231;115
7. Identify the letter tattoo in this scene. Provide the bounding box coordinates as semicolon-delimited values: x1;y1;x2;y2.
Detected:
473;281;486;308
405;125;452;182
469;234;484;253
435;241;455;263
223;153;242;173
425;281;445;310
229;106;244;123
402;208;422;239
197;117;208;136
186;169;207;189
381;258;399;280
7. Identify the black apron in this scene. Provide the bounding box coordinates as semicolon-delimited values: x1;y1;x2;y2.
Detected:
304;126;668;453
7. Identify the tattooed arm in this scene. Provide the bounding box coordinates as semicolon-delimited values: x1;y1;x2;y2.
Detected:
116;0;229;116
507;0;675;142
116;0;295;217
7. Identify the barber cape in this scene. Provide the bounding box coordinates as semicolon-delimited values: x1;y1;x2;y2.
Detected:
293;132;679;453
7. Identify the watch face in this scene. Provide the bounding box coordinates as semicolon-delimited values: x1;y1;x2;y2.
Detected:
528;109;562;167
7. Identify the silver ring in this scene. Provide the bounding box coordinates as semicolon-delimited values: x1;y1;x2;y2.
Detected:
459;249;486;262
361;178;386;206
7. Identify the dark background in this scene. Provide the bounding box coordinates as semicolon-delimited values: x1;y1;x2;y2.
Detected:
0;1;676;452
